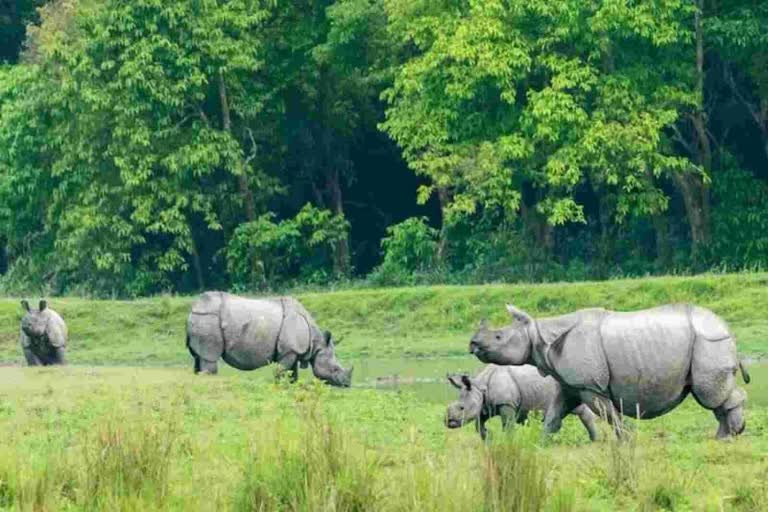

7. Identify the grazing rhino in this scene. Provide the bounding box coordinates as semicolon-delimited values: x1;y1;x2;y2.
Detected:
445;364;598;441
469;304;750;439
186;292;353;387
19;300;68;366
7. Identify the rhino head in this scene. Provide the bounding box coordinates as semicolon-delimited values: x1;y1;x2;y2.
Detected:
311;330;353;387
468;305;534;365
445;374;484;428
21;300;49;338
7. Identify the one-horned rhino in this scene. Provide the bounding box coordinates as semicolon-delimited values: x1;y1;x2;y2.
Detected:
186;292;353;387
445;364;598;441
469;304;750;439
19;300;68;366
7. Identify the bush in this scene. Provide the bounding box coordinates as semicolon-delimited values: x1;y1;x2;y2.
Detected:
708;163;768;270
227;204;349;290
369;217;439;286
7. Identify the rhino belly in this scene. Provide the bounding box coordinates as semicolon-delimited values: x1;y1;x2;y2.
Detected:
220;297;283;370
601;306;694;419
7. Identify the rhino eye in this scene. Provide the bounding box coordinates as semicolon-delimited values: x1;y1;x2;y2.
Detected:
495;334;501;340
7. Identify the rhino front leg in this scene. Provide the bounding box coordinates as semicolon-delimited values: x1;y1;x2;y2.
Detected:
23;347;41;366
198;359;219;375
543;390;580;436
51;347;67;366
275;353;299;383
713;387;747;439
476;414;489;441
498;405;520;431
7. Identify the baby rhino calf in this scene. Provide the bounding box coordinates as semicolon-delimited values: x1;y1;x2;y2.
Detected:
445;364;598;441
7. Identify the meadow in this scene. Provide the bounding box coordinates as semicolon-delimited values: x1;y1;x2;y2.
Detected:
0;273;767;511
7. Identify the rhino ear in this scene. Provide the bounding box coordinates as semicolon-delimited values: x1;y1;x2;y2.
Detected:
21;300;30;312
461;375;472;390
506;304;532;324
323;330;332;346
39;300;47;312
538;315;579;347
447;374;463;389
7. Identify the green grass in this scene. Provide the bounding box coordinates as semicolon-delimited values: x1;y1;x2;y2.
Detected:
0;366;764;511
0;273;767;510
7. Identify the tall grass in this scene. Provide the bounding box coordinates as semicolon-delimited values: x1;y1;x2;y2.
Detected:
235;381;379;512
482;426;548;512
82;417;177;509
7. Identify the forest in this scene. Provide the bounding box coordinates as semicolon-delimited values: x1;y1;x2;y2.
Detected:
1;0;767;297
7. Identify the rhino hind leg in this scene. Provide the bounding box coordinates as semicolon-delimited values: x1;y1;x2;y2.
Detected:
572;404;599;442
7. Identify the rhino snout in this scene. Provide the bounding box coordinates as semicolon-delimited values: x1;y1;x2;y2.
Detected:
469;341;480;355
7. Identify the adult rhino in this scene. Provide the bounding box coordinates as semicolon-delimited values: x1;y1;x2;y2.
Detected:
186;292;353;387
20;300;68;366
445;364;598;441
469;304;750;439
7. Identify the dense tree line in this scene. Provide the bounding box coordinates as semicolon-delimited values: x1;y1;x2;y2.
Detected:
0;0;766;296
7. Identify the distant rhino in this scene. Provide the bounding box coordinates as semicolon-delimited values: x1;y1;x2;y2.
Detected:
186;292;353;387
20;300;68;366
445;364;598;441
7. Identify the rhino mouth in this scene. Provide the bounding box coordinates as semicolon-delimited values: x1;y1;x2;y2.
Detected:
445;418;461;428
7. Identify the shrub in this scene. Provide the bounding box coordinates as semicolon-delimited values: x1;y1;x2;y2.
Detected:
227;204;349;290
369;217;439;285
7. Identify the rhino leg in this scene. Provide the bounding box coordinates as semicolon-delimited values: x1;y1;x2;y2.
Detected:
713;387;746;439
274;352;299;383
543;391;582;436
498;404;520;430
50;347;67;365
23;347;41;366
572;404;599;442
197;359;218;375
476;414;489;441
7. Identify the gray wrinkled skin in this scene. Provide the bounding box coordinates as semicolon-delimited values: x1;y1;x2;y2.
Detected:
445;364;598;441
469;304;750;439
186;292;352;387
19;300;68;366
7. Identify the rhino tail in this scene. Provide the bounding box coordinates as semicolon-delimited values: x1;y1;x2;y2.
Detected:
739;359;751;384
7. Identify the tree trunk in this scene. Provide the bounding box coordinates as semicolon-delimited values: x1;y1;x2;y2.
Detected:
188;230;205;291
218;71;255;223
436;186;450;262
673;171;710;258
676;0;712;259
327;167;350;276
652;213;672;268
520;198;553;255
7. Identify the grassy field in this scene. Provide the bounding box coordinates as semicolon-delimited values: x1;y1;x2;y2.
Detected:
0;273;767;510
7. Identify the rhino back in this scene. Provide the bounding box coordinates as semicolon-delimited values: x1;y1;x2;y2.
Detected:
220;295;283;370
507;365;559;412
600;305;693;418
483;365;522;410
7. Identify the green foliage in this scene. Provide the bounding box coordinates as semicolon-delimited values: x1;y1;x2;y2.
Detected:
370;217;439;285
381;0;690;226
227;204;350;290
708;163;768;269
